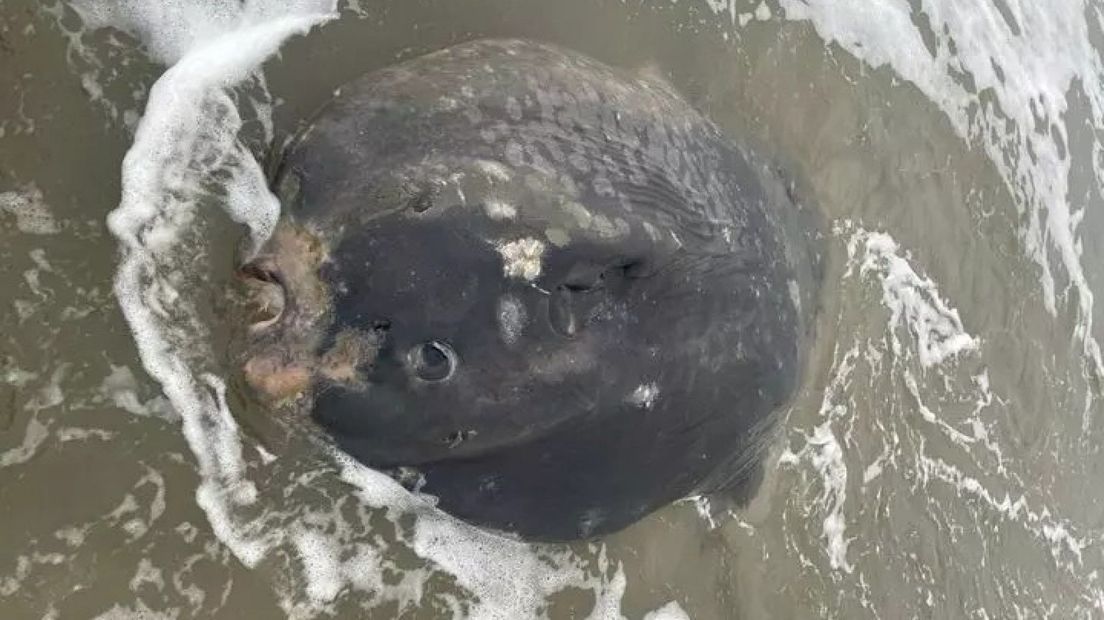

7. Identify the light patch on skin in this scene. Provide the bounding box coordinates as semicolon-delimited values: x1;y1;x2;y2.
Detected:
484;200;517;220
474;159;512;182
591;214;620;238
497;237;545;281
563;201;593;228
594;215;616;235
545;228;570;247
319;328;381;385
626;382;660;409
527;335;598;381
788;279;802;315
556;171;580;197
243;355;312;403
497;295;527;345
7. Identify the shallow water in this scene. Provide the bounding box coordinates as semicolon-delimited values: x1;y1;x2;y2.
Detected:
2;0;1104;618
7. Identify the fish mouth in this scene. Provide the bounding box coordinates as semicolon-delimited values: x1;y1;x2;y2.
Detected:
233;219;332;344
232;221;387;405
238;258;290;333
234;259;304;403
231;220;331;404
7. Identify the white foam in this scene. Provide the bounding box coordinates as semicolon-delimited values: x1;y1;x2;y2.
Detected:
0;414;51;469
0;553;67;599
99;364;176;419
848;227;987;447
93;602;178;620
94;0;335;566
56;427;116;442
23;364;67;412
54;525;89;548
1;364;37;389
773;0;1104;407
644;601;692;620
848;229;978;368
0;364;70;468
785;228;986;574
129;558;166;593
783;225;1096;606
753;1;771;21
780;334;860;573
0;184;60;235
681;495;718;529
338;457;628;619
919;454;1087;564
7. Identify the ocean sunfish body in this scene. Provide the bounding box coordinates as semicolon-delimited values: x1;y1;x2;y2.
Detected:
236;39;822;541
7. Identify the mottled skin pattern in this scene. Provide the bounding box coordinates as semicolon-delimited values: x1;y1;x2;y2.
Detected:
239;39;823;541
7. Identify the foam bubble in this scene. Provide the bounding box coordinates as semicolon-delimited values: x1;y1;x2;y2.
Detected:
0;184;60;235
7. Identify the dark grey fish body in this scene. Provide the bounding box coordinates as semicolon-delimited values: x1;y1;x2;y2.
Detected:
238;39;823;541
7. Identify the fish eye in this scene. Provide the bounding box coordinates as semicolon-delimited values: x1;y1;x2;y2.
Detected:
409;340;457;382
